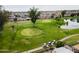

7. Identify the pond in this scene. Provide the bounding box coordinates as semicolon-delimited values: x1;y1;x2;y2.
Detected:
61;18;79;29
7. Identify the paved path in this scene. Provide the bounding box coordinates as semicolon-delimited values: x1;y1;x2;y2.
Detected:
60;34;79;41
24;47;42;53
23;34;79;53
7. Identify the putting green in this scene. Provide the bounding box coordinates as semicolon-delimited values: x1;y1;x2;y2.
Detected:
21;28;43;36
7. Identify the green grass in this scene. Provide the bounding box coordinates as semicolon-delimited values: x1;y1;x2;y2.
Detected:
63;16;79;19
0;19;79;52
21;28;43;36
64;35;79;45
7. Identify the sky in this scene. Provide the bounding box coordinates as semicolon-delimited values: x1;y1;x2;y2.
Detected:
3;5;79;12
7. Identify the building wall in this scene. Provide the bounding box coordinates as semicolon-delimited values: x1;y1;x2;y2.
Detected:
9;11;61;21
65;10;79;16
39;11;61;19
9;12;30;21
9;10;79;21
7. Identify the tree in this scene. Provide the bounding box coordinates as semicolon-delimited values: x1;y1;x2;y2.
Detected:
77;18;79;23
15;14;20;17
0;6;10;48
77;13;79;16
0;6;10;32
61;10;66;17
28;7;40;26
71;13;75;17
55;41;65;48
14;17;17;22
55;18;65;27
9;25;16;50
51;14;54;18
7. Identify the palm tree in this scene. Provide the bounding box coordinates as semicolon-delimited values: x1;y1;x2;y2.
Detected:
28;7;40;27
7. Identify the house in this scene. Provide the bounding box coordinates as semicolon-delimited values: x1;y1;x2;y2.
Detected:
8;10;79;21
64;10;79;16
9;11;61;21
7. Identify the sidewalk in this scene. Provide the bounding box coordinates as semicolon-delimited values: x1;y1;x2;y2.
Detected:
23;34;79;53
23;47;43;53
60;34;79;41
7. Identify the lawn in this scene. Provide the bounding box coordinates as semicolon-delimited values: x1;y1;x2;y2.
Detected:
0;19;79;52
64;35;79;45
63;16;79;19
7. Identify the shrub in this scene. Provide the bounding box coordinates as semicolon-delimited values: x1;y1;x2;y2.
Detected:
55;41;65;48
55;18;65;26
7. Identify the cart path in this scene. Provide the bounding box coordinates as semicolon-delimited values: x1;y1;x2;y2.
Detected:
23;34;79;53
60;34;79;41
